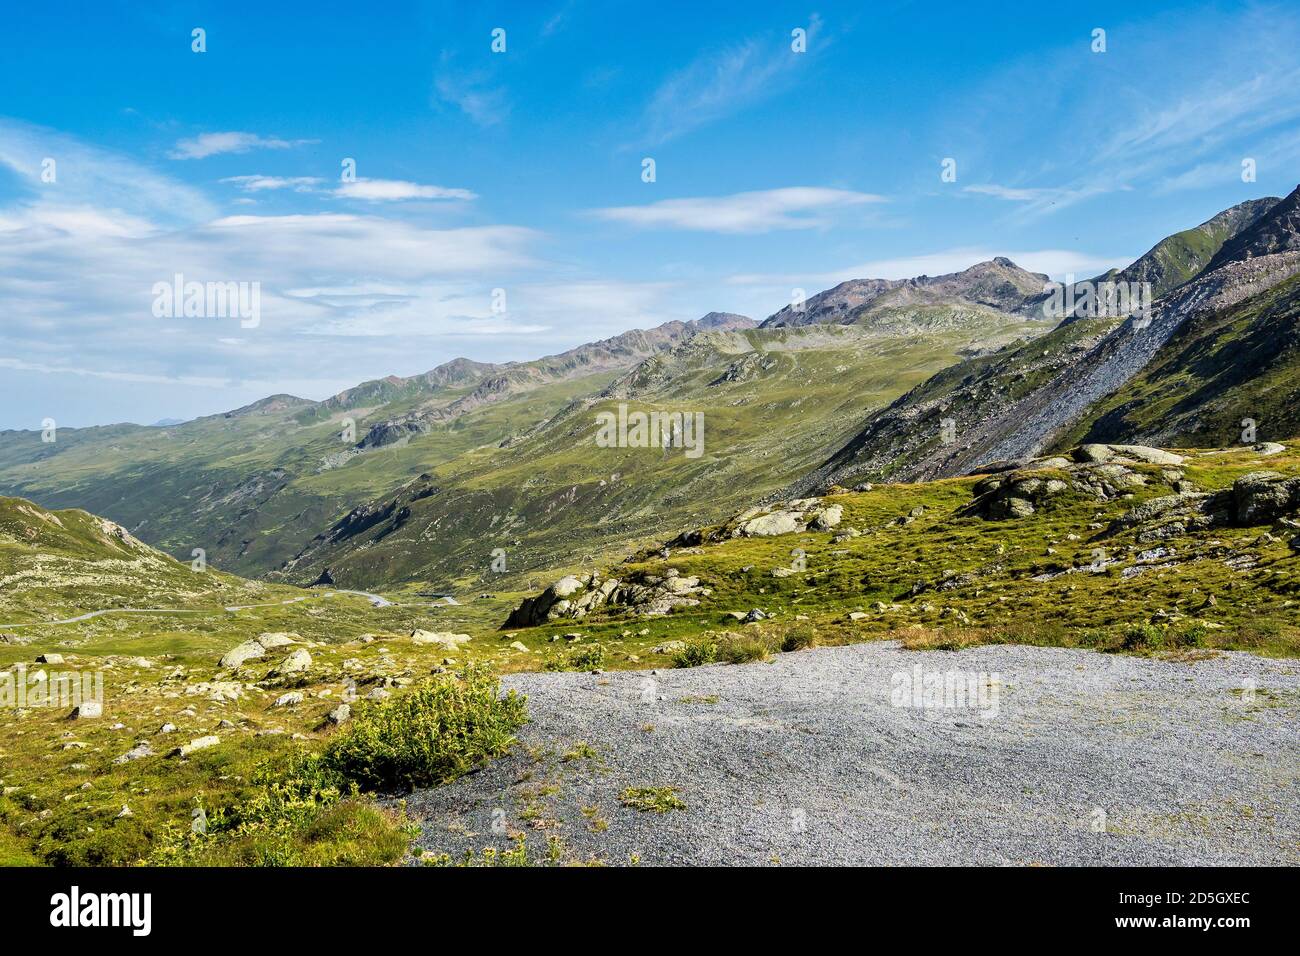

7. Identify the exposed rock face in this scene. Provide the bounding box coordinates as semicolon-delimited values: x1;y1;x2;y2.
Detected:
761;258;1050;327
671;497;843;548
219;631;301;669
219;640;266;669
966;472;1072;520
113;743;153;764
504;569;711;627
740;511;805;536
1232;471;1300;523
173;735;220;758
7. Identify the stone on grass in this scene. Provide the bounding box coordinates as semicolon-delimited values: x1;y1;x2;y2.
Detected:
270;649;313;676
219;640;266;669
68;701;102;719
172;735;220;758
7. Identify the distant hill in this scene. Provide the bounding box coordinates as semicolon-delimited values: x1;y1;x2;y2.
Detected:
0;315;750;578
0;496;266;623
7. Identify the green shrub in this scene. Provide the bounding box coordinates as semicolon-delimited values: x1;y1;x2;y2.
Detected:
1075;627;1113;648
1120;622;1165;651
672;639;719;668
719;634;771;663
152;667;526;865
544;643;606;671
619;786;686;813
1176;621;1209;647
147;746;347;866
326;665;527;793
567;644;606;670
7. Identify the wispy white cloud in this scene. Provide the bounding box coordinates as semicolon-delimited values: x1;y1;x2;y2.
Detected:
0;117;217;225
433;52;510;127
169;131;315;160
589;187;883;234
335;178;476;201
221;175;325;193
935;4;1300;216
220;174;477;202
963;184;1055;202
637;15;823;145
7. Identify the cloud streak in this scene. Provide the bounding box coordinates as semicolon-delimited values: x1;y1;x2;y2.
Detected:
169;131;315;160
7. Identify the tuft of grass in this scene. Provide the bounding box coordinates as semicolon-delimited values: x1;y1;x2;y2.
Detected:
672;640;719;668
561;742;599;763
1120;622;1166;652
781;627;819;653
619;786;686;813
545;643;607;671
898;627;987;652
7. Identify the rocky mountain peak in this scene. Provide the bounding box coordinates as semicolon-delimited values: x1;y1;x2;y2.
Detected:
1206;184;1300;272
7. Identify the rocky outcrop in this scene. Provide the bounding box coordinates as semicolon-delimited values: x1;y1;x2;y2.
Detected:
504;569;711;627
667;497;843;549
1111;469;1300;541
761;258;1050;328
410;630;472;650
962;447;1168;519
218;632;301;669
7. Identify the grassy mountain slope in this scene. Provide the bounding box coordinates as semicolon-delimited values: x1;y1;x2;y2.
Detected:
0;496;276;624
0;318;749;579
273;315;1047;590
1059;197;1280;316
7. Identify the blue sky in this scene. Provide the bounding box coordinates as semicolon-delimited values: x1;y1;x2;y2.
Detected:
1;0;1298;428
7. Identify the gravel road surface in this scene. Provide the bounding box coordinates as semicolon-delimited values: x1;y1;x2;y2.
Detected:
406;642;1299;866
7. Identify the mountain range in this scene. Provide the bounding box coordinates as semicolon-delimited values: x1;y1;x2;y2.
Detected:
2;187;1299;592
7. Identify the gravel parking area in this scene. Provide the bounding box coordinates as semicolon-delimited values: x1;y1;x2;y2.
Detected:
406;642;1299;866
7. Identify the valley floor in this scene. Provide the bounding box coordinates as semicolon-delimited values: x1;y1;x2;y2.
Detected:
406;641;1299;866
